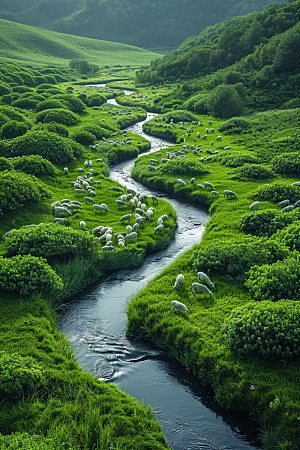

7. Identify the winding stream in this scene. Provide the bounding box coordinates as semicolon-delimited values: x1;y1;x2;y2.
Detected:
58;98;262;450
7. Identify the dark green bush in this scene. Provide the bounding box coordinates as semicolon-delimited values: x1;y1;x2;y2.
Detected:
19;92;46;102
222;300;300;359
218;152;260;168
0;158;13;171
253;182;300;203
0;433;78;450
245;255;300;302
5;224;99;260
35;99;69;113
36;83;58;92
273;222;300;252
87;94;106;107
0;254;63;297
218;117;252;134
0;83;11;96
77;93;88;104
190;236;289;282
71;130;95;146
11;98;40;110
207;85;244;118
0;106;27;123
35;108;79;126
272;153;300;175
82;124;111;140
0;352;45;399
233;163;274;179
0;120;30;139
160;110;198;123
12;86;34;94
0;170;51;215
32;122;69;137
9;131;77;163
240;209;300;237
1;94;14;105
11;155;56;176
159;159;208;176
50;94;86;113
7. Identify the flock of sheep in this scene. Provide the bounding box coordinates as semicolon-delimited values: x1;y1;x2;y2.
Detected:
171;272;215;314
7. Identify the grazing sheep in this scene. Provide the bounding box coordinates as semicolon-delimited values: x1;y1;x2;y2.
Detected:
281;205;294;213
124;232;137;242
292;182;300;186
84;161;89;168
224;190;237;198
75;189;87;195
93;204;106;213
126;225;133;234
78;168;84;174
204;182;215;190
92;226;103;236
224;146;231;150
189;177;195;184
133;223;139;231
197;184;205;190
148;165;157;172
136;217;144;225
54;218;67;223
159;214;168;222
54;206;72;217
197;272;215;288
101;203;109;212
152;196;158;204
120;214;131;224
116;200;129;207
202;135;207;140
216;136;222;141
171;300;188;313
173;274;184;290
127;189;136;195
96;158;102;163
154;224;163;234
278;199;290;208
211;191;219;196
192;283;213;296
249;201;259;210
177;179;186;186
103;245;116;252
107;186;124;193
84;197;95;204
80;221;86;231
64;167;68;175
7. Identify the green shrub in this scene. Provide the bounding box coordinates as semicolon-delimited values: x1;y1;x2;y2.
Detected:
35;109;79;126
11;98;40;110
87;94;106;107
207;85;244;118
35;99;69;113
190;236;289;282
77;93;88;104
50;94;86;113
0;433;78;450
5;224;99;260
36;83;58;92
1;94;14;105
0;254;63;297
9;131;78;163
233;163;274;179
0;170;51;215
0;158;13;172
273;222;300;252
282;98;300;109
11;155;56;176
19;92;46;102
159;159;208;176
222;300;300;359
12;86;34;94
0;120;30;139
245;255;300;302
253;182;300;203
0;106;27;123
218;117;252;134
218;152;260;168
82;124;111;140
160;110;198;123
71;130;95;146
272;153;300;175
240;209;300;237
0;83;11;96
32;122;69;137
0;352;45;399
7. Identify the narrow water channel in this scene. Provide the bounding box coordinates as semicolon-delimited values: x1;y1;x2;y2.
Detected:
58;100;262;450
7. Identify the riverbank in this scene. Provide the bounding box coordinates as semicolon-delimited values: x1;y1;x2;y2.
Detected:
127;109;300;450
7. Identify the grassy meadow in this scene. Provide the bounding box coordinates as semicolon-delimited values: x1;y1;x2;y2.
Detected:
127;108;300;449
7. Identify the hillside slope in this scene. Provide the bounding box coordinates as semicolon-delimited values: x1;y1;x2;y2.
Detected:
1;0;288;49
0;19;161;66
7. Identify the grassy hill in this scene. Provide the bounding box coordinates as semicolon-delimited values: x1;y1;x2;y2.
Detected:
0;19;161;67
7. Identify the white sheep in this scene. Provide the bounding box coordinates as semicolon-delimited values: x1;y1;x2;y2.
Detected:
64;167;68;175
126;225;133;234
154;224;163;234
211;191;219;196
224;190;236;199
171;300;188;313
249;201;259;210
197;272;215;288
173;274;184;290
80;221;86;231
281;205;294;213
204;181;215;190
192;283;213;296
278;199;290;208
177;179;186;186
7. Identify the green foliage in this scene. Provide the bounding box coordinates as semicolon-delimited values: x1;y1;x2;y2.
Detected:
233;163;274;179
207;85;244;119
11;97;41;110
159;159;208;176
183;93;209;114
9;131;78;163
82;124;111;140
69;59;99;75
272;23;300;74
218;152;260;168
0;433;78;450
36;84;58;92
222;300;300;359
282;97;300;110
35;108;80;126
0;120;30;139
0;158;13;172
5;224;99;260
0;106;28;123
32;122;69;137
239;209;300;237
190;236;289;282
0;170;51;216
0;352;45;399
218;117;252;134
253;182;300;203
11;155;56;176
0;83;11;96
245;255;300;302
272;153;300;175
161;110;198;123
35;99;69;112
49;94;86;113
87;94;106;107
0;255;63;297
71;130;95;146
274;222;300;253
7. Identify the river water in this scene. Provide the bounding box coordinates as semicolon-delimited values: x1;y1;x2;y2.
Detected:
58;99;262;450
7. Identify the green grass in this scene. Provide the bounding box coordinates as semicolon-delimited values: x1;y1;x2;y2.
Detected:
127;107;300;450
0;19;162;67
